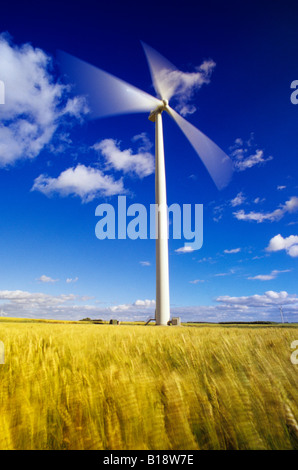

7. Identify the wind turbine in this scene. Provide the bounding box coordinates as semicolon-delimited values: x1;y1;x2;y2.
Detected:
59;44;233;326
279;306;285;324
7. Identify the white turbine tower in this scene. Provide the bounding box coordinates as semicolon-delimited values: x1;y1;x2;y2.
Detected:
59;44;233;326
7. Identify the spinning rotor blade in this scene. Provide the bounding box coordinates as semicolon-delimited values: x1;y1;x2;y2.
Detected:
58;51;161;119
167;107;233;190
141;41;178;101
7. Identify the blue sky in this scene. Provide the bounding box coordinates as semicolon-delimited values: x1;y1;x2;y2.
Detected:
0;0;297;322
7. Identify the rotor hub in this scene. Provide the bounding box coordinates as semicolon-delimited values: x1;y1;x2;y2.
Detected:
148;99;169;122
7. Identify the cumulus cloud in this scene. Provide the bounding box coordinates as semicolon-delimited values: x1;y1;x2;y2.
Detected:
175;246;195;254
0;291;158;321
106;291;298;322
93;137;154;178
31;164;125;202
288;245;298;257
0;290;81;318
229;134;272;172
0;34;87;167
36;275;59;283
109;299;155;313
131;133;153;152
234;150;272;171
213;192;267;224
142;42;216;117
284;197;298;213
266;234;298;258
253;197;265;204
234;196;298;223
234;208;283;223
248;269;291;281
66;277;78;283
216;290;297;308
33;132;155;202
134;299;155;307
0;289;297;323
162;60;216;116
230;192;246;207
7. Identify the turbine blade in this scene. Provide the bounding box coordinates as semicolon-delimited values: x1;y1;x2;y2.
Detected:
58;51;161;119
141;41;177;101
167;107;233;189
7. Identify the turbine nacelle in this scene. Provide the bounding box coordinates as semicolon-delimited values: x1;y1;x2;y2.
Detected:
148;99;169;122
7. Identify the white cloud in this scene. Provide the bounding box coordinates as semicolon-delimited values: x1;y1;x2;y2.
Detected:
131;133;153;152
234;196;298;223
93;138;154;178
288;245;298;257
32;164;125;202
134;299;155;307
157;59;216;116
253;197;265;204
214;269;235;277
248;274;275;281
216;290;297;308
0;290;74;302
140;261;151;266
0;34;86;167
0;289;297;323
234;208;283;223
36;275;59;283
0;291;155;322
60;95;88;119
0;289;80;318
284;196;298;212
248;269;290;281
230;192;246;207
266;234;298;258
189;279;205;284
175;246;195;254
235;149;273;171
277;185;286;190
224;248;241;254
0;289;120;321
229;134;272;172
142;43;216;117
66;277;78;283
110;299;155;312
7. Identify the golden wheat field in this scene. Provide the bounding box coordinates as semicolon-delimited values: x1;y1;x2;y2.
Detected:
0;319;297;450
